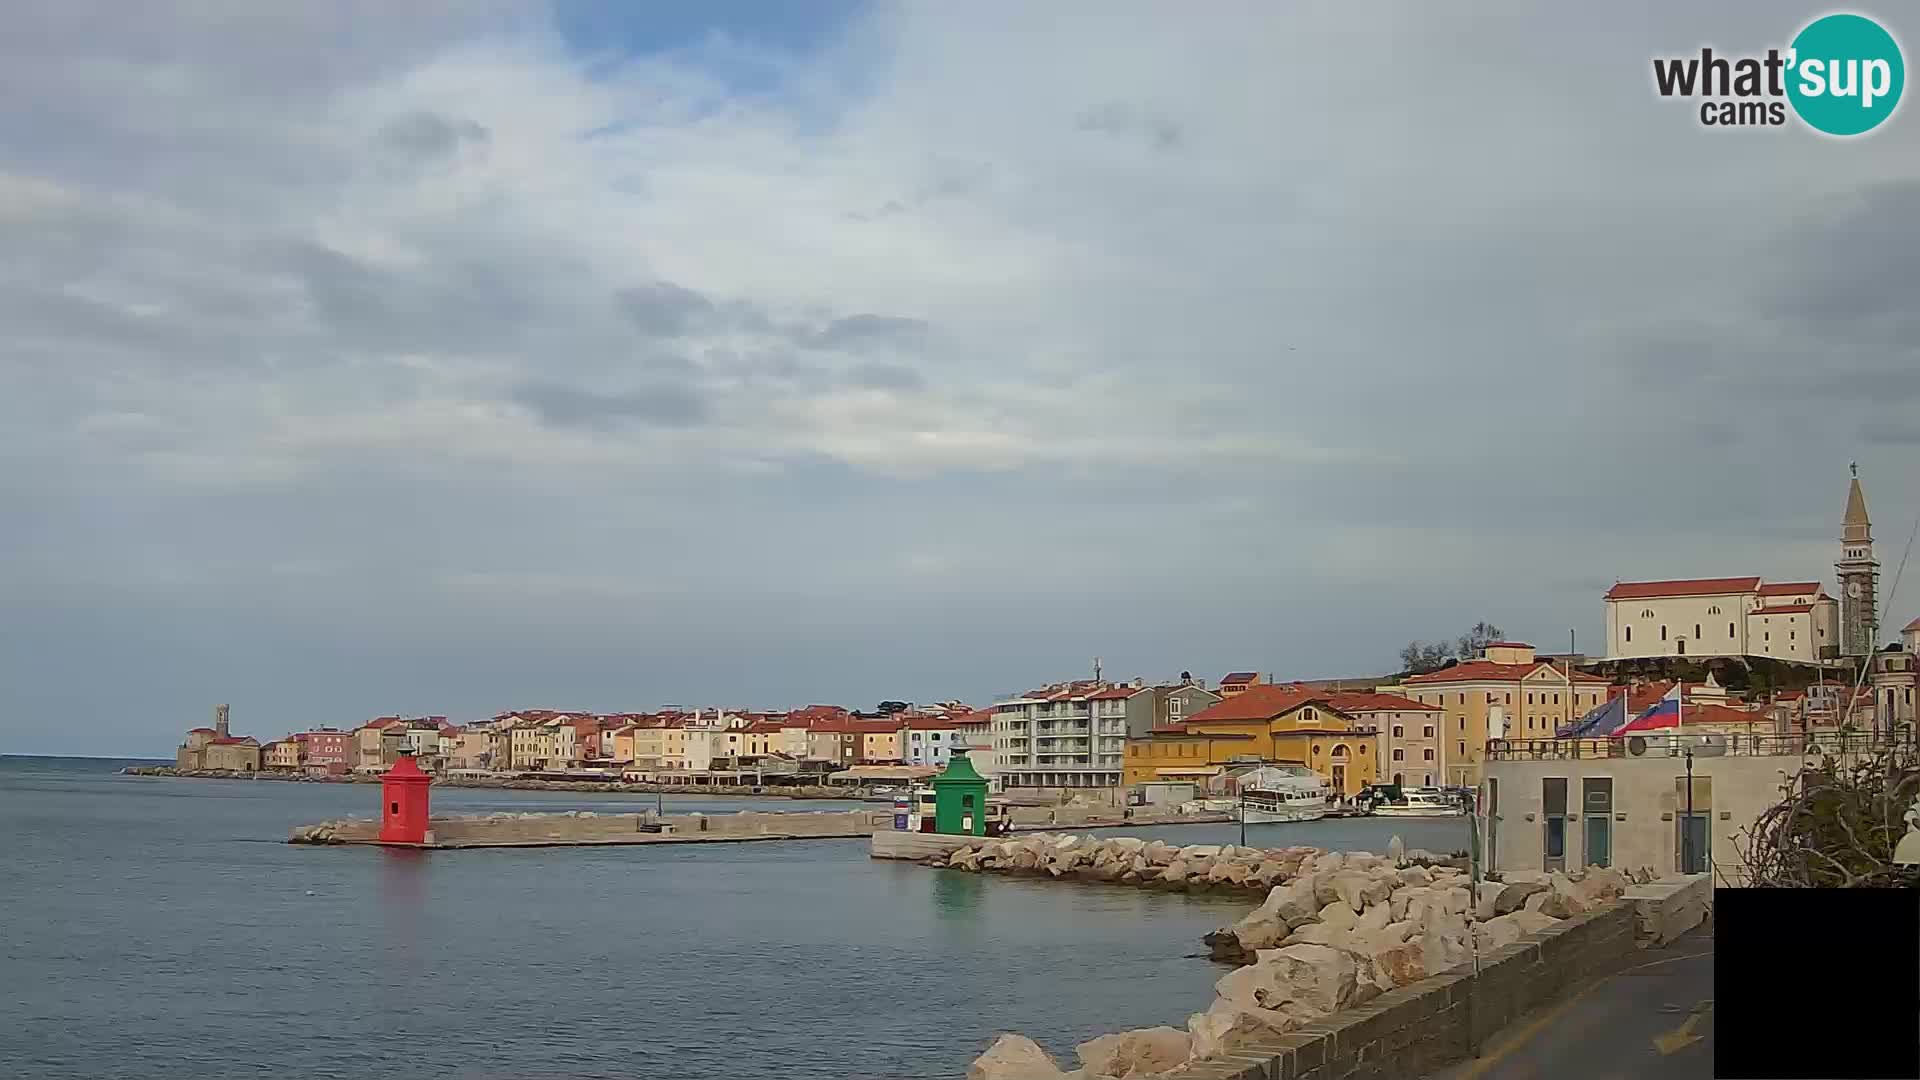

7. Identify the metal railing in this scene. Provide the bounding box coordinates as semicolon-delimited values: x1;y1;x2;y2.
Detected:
1486;731;1900;761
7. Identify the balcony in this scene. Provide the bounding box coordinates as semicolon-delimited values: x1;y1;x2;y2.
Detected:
1486;731;1896;761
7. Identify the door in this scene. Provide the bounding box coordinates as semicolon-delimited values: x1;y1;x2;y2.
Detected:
1675;638;1686;656
1542;777;1568;872
1678;814;1710;874
1582;777;1613;868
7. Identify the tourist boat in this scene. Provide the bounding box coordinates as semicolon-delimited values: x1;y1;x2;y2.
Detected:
1229;766;1330;824
1368;787;1467;818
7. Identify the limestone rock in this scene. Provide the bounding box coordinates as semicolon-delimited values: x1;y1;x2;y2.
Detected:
1264;942;1361;1013
1281;921;1345;948
1265;876;1324;928
1510;909;1560;935
1075;1026;1191;1078
1354;901;1391;934
1398;865;1435;889
1474;913;1525;952
1318;900;1359;931
969;1034;1066;1080
1370;940;1427;987
1390;886;1429;923
1522;890;1551;914
1143;841;1176;867
1186;1000;1290;1061
1493;881;1547;914
1473;881;1504;921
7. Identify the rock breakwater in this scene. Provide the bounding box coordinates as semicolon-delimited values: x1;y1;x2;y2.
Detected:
963;841;1654;1079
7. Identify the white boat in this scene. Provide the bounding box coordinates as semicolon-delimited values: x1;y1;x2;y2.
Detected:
1370;787;1466;818
1231;765;1330;824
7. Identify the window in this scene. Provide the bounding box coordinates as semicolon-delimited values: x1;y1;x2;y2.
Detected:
1527;693;1534;705
1729;622;1736;638
1642;608;1654;618
1660;625;1668;641
1764;632;1770;642
1458;694;1466;704
1456;741;1466;755
1424;773;1434;785
1393;749;1405;761
1392;725;1404;738
1552;694;1560;705
1505;693;1512;704
1694;624;1701;639
1708;605;1721;615
1625;626;1632;642
1424;725;1436;737
1423;749;1435;760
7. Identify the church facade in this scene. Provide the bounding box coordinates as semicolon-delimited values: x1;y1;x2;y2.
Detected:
1601;468;1881;663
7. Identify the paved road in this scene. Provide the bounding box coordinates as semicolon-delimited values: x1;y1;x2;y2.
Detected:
1428;923;1715;1080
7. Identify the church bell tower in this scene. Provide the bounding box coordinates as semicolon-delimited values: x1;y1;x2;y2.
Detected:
1837;464;1879;657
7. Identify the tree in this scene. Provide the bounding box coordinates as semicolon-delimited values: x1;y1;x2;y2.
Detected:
1397;620;1506;675
1398;640;1456;675
1455;621;1505;660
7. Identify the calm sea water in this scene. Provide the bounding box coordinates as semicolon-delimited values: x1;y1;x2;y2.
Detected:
0;756;1470;1080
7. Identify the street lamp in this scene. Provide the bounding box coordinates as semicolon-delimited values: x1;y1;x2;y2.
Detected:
1681;745;1695;874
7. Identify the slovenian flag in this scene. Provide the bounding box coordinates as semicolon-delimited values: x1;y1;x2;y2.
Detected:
1613;684;1683;736
1558;691;1627;738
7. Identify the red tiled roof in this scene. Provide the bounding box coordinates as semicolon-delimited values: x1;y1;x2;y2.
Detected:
1752;603;1814;615
1185;684;1324;722
743;720;786;734
1088;686;1144;701
1324;691;1440;713
1220;672;1260;684
1403;660;1608;685
1904;617;1920;633
953;708;994;727
209;736;257;746
901;714;963;730
1757;582;1822;596
1483;641;1531;649
187;727;216;734
1605;577;1761;600
1146;726;1254;737
849;719;902;734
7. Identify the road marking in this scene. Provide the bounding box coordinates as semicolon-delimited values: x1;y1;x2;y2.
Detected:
1653;998;1713;1055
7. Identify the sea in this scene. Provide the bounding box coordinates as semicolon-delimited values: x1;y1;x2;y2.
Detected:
0;755;1472;1080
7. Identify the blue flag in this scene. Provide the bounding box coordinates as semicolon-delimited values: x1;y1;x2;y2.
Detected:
1558;692;1626;738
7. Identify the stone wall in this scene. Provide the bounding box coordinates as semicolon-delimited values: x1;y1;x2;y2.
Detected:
1162;904;1638;1080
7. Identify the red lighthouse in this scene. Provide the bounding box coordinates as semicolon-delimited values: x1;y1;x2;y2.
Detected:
378;753;433;844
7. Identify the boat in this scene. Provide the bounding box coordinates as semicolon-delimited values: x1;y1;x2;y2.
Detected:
1230;765;1330;824
1368;786;1467;818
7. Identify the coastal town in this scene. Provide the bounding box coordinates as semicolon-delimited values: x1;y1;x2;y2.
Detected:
160;470;1920;879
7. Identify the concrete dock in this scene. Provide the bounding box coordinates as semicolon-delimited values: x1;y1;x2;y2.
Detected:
292;806;1233;850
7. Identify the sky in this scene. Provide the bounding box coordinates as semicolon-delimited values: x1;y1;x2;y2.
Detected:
4;2;1918;756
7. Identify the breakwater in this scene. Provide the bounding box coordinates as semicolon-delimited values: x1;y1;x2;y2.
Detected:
954;838;1657;1080
290;808;891;847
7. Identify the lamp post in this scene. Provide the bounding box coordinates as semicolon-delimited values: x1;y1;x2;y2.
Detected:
1238;781;1247;847
1681;745;1695;874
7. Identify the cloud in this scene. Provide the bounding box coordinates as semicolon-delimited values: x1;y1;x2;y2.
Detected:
511;380;710;429
4;1;1920;755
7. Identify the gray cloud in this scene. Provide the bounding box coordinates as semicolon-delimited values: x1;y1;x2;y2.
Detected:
1075;101;1183;150
615;282;715;337
377;111;490;159
511;381;710;430
801;314;928;349
845;361;926;392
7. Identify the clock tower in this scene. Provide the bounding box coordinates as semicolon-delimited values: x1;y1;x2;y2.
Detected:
1837;463;1879;658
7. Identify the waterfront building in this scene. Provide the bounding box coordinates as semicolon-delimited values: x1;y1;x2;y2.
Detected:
900;713;964;768
1480;730;1866;883
1397;642;1611;786
1328;691;1443;788
990;681;1131;789
1111;678;1224;739
293;729;352;774
355;716;408;771
1122;685;1381;797
176;705;264;772
264;738;302;771
852;718;902;763
805;718;861;767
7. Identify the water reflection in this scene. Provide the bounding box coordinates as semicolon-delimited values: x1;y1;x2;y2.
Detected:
931;866;985;919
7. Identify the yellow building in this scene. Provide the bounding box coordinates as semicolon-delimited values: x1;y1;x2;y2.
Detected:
1395;642;1610;786
265;739;303;771
1123;685;1380;796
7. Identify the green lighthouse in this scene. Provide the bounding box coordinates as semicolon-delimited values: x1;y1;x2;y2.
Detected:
931;751;990;836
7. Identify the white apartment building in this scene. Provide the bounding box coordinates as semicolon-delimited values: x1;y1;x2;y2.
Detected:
991;681;1131;788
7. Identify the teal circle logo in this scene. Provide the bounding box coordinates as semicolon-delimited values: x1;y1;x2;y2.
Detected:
1787;14;1904;136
